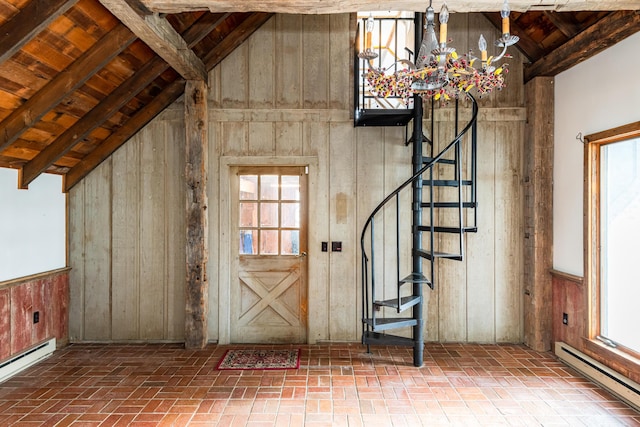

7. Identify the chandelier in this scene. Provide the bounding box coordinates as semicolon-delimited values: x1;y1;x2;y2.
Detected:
359;0;519;103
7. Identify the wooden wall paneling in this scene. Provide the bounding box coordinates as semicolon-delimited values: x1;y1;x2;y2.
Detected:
82;160;112;341
329;122;356;340
249;121;275;155
302;15;329;109
248;17;275;109
275;121;303;156
355;126;385;325
222;121;248;156
166;120;186;340
0;288;10;360
220;41;248;108
329;14;351;111
111;133;140;340
303;121;330;342
494;121;524;342
436;113;468;342
53;273;69;345
68;180;85;341
466;121;496;342
207;121;221;341
275;14;302;108
139;122;166;339
10;278;32;355
31;279;47;344
382;127;411;328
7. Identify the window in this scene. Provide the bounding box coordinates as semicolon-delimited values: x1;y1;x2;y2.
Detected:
586;122;640;357
238;172;301;256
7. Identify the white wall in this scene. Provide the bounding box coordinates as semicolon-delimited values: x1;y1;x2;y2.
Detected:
0;168;66;281
554;32;640;276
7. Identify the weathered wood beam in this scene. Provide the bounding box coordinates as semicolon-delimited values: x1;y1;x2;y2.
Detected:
141;0;640;14
203;12;273;68
99;0;207;81
21;13;225;188
0;24;135;154
184;79;208;349
63;79;186;191
0;0;78;66
523;76;554;352
525;11;640;81
543;11;582;38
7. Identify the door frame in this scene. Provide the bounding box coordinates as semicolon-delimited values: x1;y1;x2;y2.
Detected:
217;156;321;344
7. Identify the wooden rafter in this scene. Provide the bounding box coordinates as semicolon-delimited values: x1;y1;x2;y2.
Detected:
543;11;582;39
0;24;136;154
0;0;78;66
140;0;640;13
64;79;186;191
99;0;207;81
64;12;272;191
525;10;640;81
20;13;226;188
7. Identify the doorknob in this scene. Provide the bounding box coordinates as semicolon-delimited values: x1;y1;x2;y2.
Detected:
297;251;307;258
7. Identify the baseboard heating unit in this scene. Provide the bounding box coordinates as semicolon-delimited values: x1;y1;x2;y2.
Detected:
555;342;640;411
0;338;56;383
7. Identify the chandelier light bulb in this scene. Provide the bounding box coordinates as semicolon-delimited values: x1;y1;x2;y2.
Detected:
478;34;488;62
366;14;374;50
501;0;511;35
439;3;449;45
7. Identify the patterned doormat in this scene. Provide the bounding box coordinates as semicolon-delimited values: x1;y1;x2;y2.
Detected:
216;349;300;370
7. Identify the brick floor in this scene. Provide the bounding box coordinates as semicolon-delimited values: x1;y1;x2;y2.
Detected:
0;343;638;426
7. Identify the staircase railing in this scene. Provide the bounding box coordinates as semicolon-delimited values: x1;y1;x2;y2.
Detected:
360;94;478;364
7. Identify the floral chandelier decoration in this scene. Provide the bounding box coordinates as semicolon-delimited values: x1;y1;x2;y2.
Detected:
359;0;519;103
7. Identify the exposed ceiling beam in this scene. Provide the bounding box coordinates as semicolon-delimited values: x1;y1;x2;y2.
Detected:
140;0;640;14
203;13;273;68
20;13;227;187
99;0;208;81
525;10;640;81
64;12;272;190
0;24;136;154
543;11;582;38
64;79;186;192
0;0;78;66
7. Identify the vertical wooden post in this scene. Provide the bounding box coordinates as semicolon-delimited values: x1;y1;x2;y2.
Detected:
185;79;209;349
523;76;554;351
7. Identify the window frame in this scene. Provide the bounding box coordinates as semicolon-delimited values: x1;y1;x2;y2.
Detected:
584;120;640;364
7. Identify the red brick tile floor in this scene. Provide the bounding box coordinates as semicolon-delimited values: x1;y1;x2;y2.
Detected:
0;343;638;426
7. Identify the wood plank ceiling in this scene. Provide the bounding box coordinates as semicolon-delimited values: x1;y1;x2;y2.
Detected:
0;0;638;192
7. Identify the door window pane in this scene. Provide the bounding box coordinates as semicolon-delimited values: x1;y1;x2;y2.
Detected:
239;230;257;254
281;203;300;228
281;230;300;255
240;175;258;200
260;230;279;255
260;203;278;227
260;175;279;200
600;137;640;354
239;203;258;227
281;175;300;200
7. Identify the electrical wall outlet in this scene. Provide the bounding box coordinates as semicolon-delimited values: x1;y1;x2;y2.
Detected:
562;313;568;325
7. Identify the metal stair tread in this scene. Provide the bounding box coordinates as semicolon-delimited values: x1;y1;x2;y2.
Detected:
362;331;415;347
414;249;463;261
374;295;421;311
422;202;477;208
416;225;478;233
423;179;473;187
399;272;431;284
363;317;418;331
423;156;455;165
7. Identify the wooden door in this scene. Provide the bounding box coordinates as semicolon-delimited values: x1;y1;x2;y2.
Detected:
230;166;308;343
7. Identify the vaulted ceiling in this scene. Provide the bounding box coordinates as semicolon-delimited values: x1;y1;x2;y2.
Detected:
0;0;638;192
